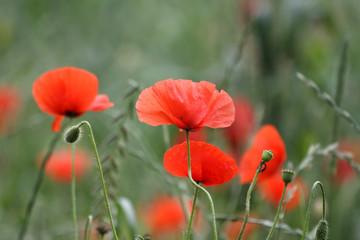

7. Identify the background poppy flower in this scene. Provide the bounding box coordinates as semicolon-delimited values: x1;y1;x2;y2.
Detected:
225;215;257;240
0;85;21;134
164;141;239;186
333;139;360;185
136;79;235;131
38;148;91;183
223;96;256;155
257;173;307;211
33;67;114;132
239;124;287;184
142;196;202;239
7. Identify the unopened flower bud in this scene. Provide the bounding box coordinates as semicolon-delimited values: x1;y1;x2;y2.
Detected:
282;169;295;184
315;219;329;240
64;126;81;144
261;150;273;162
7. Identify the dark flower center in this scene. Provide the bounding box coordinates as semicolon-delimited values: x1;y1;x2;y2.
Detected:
65;111;80;117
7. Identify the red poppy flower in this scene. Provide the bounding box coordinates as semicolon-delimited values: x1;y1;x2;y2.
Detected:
239;124;286;184
225;215;257;240
0;85;21;134
136;79;235;131
39;148;91;183
223;97;256;151
333;139;360;185
33;67;114;132
257;173;307;211
164;141;239;186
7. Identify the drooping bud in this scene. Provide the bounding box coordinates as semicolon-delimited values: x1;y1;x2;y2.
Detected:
315;219;329;240
261;150;273;162
282;169;295;184
64;125;81;144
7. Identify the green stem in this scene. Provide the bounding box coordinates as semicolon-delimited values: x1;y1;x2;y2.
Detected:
18;126;64;240
185;130;218;240
84;215;93;240
71;144;78;240
301;181;326;240
78;121;118;240
237;161;264;240
328;38;349;234
186;187;199;240
266;183;288;240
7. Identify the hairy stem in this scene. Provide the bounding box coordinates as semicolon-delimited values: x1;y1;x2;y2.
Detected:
186;130;218;240
186;187;199;240
301;181;326;240
78;121;118;240
266;183;288;240
237;161;264;240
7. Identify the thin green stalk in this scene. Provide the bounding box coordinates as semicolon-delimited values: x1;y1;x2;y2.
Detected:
328;39;348;234
71;144;78;240
237;161;264;240
18;125;65;240
84;215;93;240
185;130;218;240
78;121;118;240
266;183;288;240
186;187;199;240
301;181;326;240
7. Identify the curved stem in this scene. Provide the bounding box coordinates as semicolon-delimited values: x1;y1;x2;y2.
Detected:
78;121;118;240
186;130;218;240
237;161;264;240
71;144;78;240
266;183;288;240
18;126;64;240
301;181;326;240
186;187;199;240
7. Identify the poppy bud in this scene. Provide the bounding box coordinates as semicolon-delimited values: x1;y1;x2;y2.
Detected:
281;169;295;184
64;126;81;144
261;150;273;162
315;219;329;240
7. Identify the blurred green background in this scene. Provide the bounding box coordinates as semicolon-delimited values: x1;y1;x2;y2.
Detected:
1;0;360;239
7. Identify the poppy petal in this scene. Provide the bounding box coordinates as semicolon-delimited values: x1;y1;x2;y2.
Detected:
88;94;114;112
239;124;286;184
201;89;235;129
33;67;98;117
136;79;235;131
52;116;64;132
164;141;239;186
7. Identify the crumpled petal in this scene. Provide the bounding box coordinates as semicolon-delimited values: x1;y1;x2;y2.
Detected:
88;94;114;112
136;79;235;131
164;141;239;186
239;124;286;184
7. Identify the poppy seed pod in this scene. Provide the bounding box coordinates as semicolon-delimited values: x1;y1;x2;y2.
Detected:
64;126;81;144
282;169;295;184
261;150;273;162
315;219;329;240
